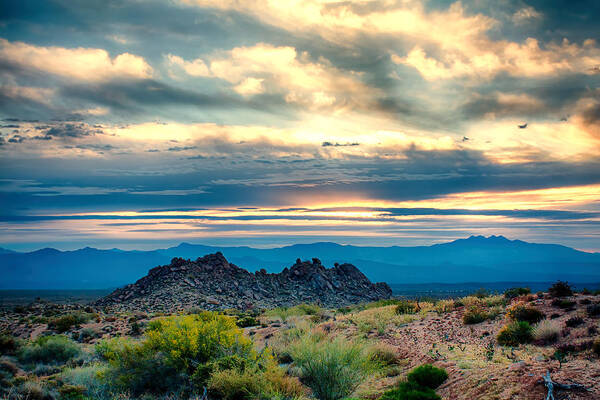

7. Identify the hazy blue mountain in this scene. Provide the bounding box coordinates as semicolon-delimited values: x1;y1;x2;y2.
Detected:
1;236;599;289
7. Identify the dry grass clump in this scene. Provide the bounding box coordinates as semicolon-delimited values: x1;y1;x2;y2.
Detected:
532;320;560;344
289;333;381;400
434;299;455;314
347;306;417;335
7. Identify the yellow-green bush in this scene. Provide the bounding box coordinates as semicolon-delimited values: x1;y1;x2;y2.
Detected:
208;358;306;400
497;321;533;347
507;302;544;324
97;312;259;396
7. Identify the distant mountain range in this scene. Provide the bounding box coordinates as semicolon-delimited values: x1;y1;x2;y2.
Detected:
1;235;599;289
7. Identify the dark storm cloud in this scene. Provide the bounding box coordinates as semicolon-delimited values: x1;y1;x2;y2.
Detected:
321;142;360;147
458;73;600;122
168;146;197;152
44;123;103;138
8;135;24;143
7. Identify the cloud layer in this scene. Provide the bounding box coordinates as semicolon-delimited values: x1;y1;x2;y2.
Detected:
1;0;599;250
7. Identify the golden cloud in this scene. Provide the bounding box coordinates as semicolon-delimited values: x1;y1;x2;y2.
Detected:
0;39;153;81
167;43;372;108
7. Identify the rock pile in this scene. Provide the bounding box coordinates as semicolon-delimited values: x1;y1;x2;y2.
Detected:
96;252;392;311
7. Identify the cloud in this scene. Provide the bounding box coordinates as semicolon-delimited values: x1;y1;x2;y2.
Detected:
322;142;360;147
393;38;600;81
512;6;542;24
167;43;374;110
0;38;153;82
44;123;103;138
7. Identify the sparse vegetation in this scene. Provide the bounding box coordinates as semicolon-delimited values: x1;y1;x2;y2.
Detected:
48;312;92;333
395;300;418;315
549;281;573;298
2;285;600;400
463;307;488;324
504;287;531;299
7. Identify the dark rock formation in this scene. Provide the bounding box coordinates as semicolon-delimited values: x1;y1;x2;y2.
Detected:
96;252;392;312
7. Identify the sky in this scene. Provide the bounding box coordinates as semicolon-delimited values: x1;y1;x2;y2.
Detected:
0;0;599;252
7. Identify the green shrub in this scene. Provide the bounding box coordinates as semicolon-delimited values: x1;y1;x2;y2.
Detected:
236;315;259;328
290;334;379;400
406;364;448;389
497;322;533;347
49;312;92;333
507;304;545;324
0;334;21;355
97;312;258;396
62;364;112;400
378;364;448;400
78;327;100;342
504;287;531;299
379;382;440;400
395;300;417;315
208;360;305;400
462;307;488;324
19;335;81;364
549;281;573;298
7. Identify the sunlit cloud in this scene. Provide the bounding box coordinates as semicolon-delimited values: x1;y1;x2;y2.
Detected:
0;38;153;82
167;43;373;110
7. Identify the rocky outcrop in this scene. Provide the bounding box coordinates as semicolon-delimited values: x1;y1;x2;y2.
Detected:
96;252;392;312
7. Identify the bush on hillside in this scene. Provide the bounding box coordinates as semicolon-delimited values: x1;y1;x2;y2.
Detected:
378;364;448;400
395;300;417;315
406;364;448;389
19;335;81;365
507;303;545;324
497;322;533;347
379;381;440;400
97;312;258;396
549;281;573;298
462;307;488;325
0;334;21;355
504;287;531;299
208;361;305;400
289;334;378;400
49;312;92;333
